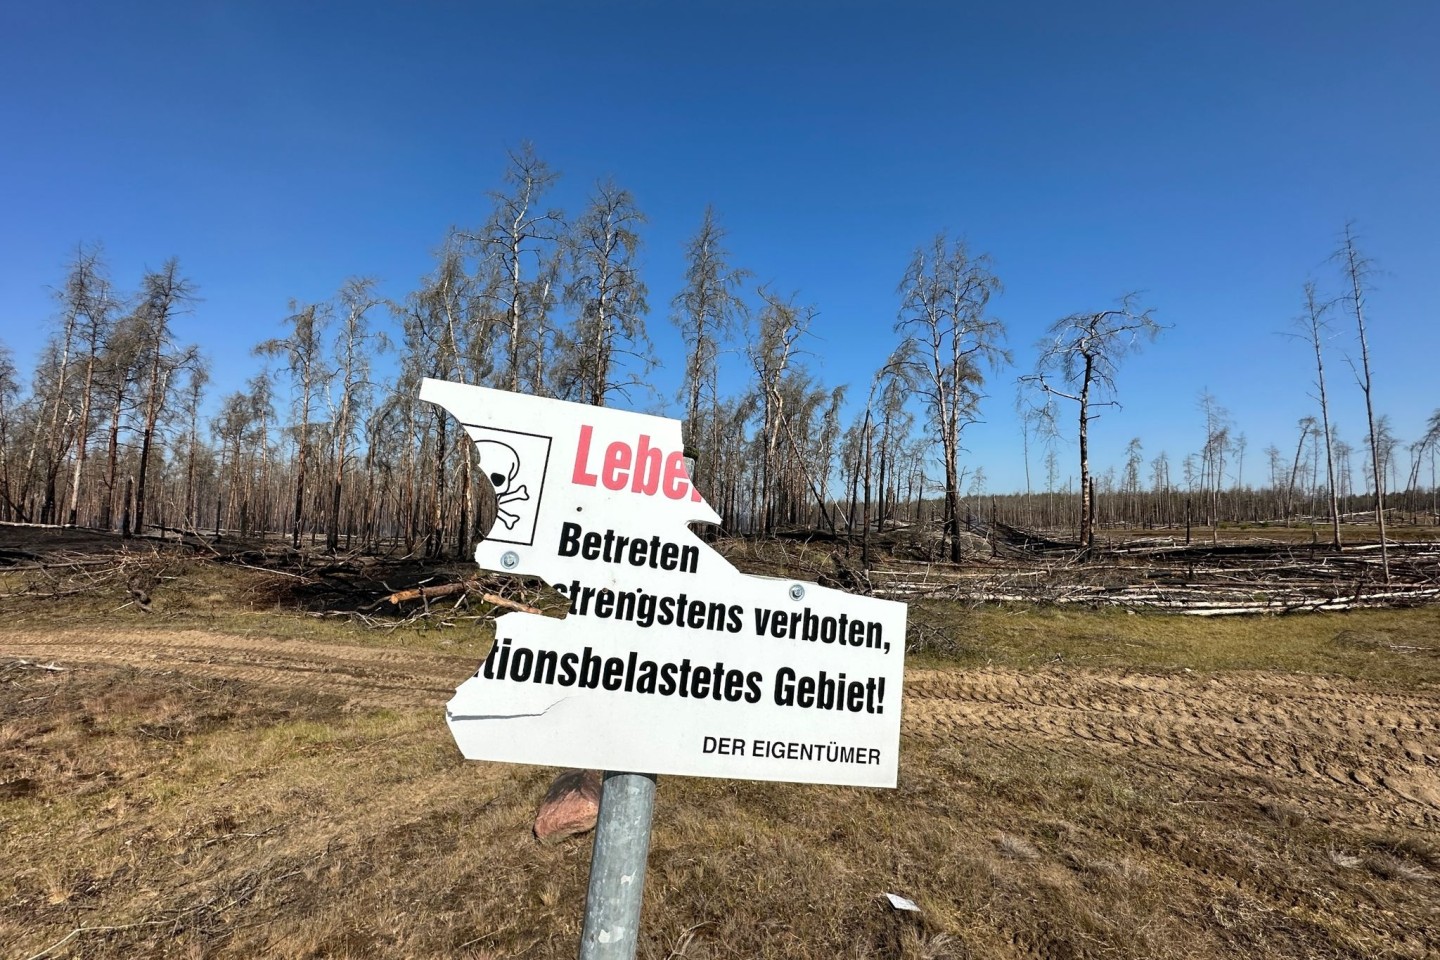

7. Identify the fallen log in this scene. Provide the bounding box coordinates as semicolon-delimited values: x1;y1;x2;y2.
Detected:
384;579;542;615
9;658;66;672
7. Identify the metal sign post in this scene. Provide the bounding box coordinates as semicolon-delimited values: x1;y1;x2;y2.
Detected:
578;771;658;960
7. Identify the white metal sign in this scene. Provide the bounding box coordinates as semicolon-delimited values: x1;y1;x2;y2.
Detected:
422;379;907;787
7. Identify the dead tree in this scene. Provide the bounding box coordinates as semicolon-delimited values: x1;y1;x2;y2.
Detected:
97;318;143;531
180;363;210;528
130;260;197;537
1022;296;1159;550
465;143;563;394
258;301;330;549
1292;281;1342;548
895;234;1007;563
560;179;650;406
671;206;749;493
748;288;812;536
57;246;119;527
1284;416;1316;525
326;278;385;553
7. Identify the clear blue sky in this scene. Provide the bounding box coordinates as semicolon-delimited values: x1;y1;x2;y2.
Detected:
2;1;1436;493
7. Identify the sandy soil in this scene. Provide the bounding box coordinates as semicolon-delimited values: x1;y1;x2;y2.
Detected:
905;668;1440;830
4;628;470;711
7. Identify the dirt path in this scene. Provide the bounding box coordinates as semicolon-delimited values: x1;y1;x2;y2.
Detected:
7;628;1439;830
906;668;1440;827
0;629;474;711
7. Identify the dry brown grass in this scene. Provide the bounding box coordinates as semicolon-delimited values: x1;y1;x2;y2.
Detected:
2;549;1439;958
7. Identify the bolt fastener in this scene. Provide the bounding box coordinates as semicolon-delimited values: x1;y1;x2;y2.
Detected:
789;584;805;601
501;551;520;570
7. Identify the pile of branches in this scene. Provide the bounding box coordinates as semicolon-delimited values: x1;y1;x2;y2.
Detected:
0;527;551;628
0;546;175;612
193;541;549;628
868;540;1440;615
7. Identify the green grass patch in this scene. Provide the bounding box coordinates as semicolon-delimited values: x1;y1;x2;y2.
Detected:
909;602;1440;686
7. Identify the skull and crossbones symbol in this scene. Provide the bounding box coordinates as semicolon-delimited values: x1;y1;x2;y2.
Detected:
476;440;530;530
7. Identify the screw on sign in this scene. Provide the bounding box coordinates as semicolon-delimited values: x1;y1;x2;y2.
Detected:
419;379;908;960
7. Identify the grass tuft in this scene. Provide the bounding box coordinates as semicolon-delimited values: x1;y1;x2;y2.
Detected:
994;833;1042;861
1366;855;1430;883
1327;849;1364;869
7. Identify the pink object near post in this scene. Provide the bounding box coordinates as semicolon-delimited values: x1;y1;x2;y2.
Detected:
534;768;602;842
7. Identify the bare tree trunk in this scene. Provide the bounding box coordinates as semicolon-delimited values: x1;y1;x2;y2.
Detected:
326;394;349;554
291;420;308;548
1340;226;1389;582
1078;354;1093;549
401;402;418;553
1284;420;1311;527
456;440;471;558
944;436;962;563
133;365;170;537
861;410;872;568
428;412;446;558
121;475;133;538
258;401;271;539
100;386;124;530
66;356;97;526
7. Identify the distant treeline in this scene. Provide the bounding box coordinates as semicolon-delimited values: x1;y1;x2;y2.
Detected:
1;147;1436;560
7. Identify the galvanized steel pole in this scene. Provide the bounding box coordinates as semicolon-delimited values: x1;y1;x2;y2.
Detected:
578;771;658;960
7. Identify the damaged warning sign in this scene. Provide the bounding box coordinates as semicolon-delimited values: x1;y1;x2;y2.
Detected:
421;379;907;788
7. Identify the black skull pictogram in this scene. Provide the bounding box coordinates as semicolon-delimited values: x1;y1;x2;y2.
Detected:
475;440;530;530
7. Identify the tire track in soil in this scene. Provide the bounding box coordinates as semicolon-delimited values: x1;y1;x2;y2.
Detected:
903;668;1440;827
0;629;482;710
